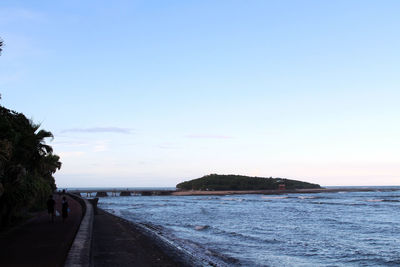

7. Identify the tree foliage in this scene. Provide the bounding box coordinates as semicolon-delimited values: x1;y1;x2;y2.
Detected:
0;105;61;227
176;174;321;191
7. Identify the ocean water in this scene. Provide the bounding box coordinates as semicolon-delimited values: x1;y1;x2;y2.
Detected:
98;189;400;266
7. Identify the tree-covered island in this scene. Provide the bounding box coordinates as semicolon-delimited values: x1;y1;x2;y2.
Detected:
176;174;321;191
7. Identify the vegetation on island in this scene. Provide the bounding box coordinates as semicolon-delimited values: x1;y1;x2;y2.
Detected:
0;41;61;227
176;174;321;191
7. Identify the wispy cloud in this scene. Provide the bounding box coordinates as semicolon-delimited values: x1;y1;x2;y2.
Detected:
61;127;133;134
58;151;85;158
93;140;108;152
185;134;233;139
158;143;180;149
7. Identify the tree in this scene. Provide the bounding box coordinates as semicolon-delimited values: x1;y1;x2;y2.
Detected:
0;105;61;227
0;36;62;227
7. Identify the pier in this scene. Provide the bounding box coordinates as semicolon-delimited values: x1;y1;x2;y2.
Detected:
68;189;176;197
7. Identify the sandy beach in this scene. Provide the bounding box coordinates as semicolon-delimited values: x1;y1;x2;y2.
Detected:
93;208;200;267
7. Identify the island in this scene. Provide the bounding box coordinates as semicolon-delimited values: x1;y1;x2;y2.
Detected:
176;174;321;191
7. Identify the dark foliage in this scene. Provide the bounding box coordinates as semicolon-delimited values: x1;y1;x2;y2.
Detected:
0;105;61;227
176;174;321;191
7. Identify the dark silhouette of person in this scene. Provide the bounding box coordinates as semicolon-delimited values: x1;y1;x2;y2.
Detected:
46;195;56;223
61;196;69;222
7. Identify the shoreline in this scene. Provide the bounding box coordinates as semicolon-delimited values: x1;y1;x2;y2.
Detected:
93;208;212;267
94;188;400;266
171;187;399;196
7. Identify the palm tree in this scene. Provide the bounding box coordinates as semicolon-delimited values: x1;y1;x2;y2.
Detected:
0;106;61;227
0;38;62;226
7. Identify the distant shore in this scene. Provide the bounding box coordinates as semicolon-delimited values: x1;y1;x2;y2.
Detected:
67;187;400;198
172;187;399;196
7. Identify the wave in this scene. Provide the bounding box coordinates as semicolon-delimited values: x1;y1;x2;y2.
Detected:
366;199;384;202
261;196;288;199
108;209;123;217
122;219;237;266
194;197;221;201
194;225;210;231
210;226;283;245
321;217;357;225
365;199;400;203
298;196;317;199
383;199;400;202
181;223;210;231
344;256;400;267
221;197;245;202
309;201;367;206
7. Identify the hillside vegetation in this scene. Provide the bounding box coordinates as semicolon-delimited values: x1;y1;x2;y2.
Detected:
0;104;61;227
0;40;62;228
176;174;321;191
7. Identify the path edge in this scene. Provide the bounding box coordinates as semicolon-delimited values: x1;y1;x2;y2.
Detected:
64;194;93;267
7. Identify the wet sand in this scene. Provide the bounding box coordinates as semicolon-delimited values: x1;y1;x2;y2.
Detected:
92;208;197;267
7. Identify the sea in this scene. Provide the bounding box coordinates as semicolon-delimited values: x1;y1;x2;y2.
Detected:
95;187;400;266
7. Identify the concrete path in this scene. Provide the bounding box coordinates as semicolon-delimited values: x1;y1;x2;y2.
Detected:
0;194;82;267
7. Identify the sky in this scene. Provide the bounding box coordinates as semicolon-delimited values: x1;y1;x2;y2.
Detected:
1;0;399;187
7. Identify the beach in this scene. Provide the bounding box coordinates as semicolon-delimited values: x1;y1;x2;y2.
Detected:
93;208;197;267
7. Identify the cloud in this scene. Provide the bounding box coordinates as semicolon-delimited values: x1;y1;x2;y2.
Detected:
185;134;233;139
93;144;107;152
52;141;88;147
158;143;180;149
58;151;85;158
61;127;133;134
93;140;108;152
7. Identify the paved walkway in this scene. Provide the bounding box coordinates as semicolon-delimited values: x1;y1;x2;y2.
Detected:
93;209;185;267
0;194;82;267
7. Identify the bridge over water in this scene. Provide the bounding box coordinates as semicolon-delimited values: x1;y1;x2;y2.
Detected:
68;188;176;197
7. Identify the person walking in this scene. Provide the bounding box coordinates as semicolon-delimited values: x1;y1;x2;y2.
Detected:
61;196;69;222
46;195;56;223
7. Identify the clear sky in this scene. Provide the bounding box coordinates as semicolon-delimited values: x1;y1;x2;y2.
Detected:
1;0;399;187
